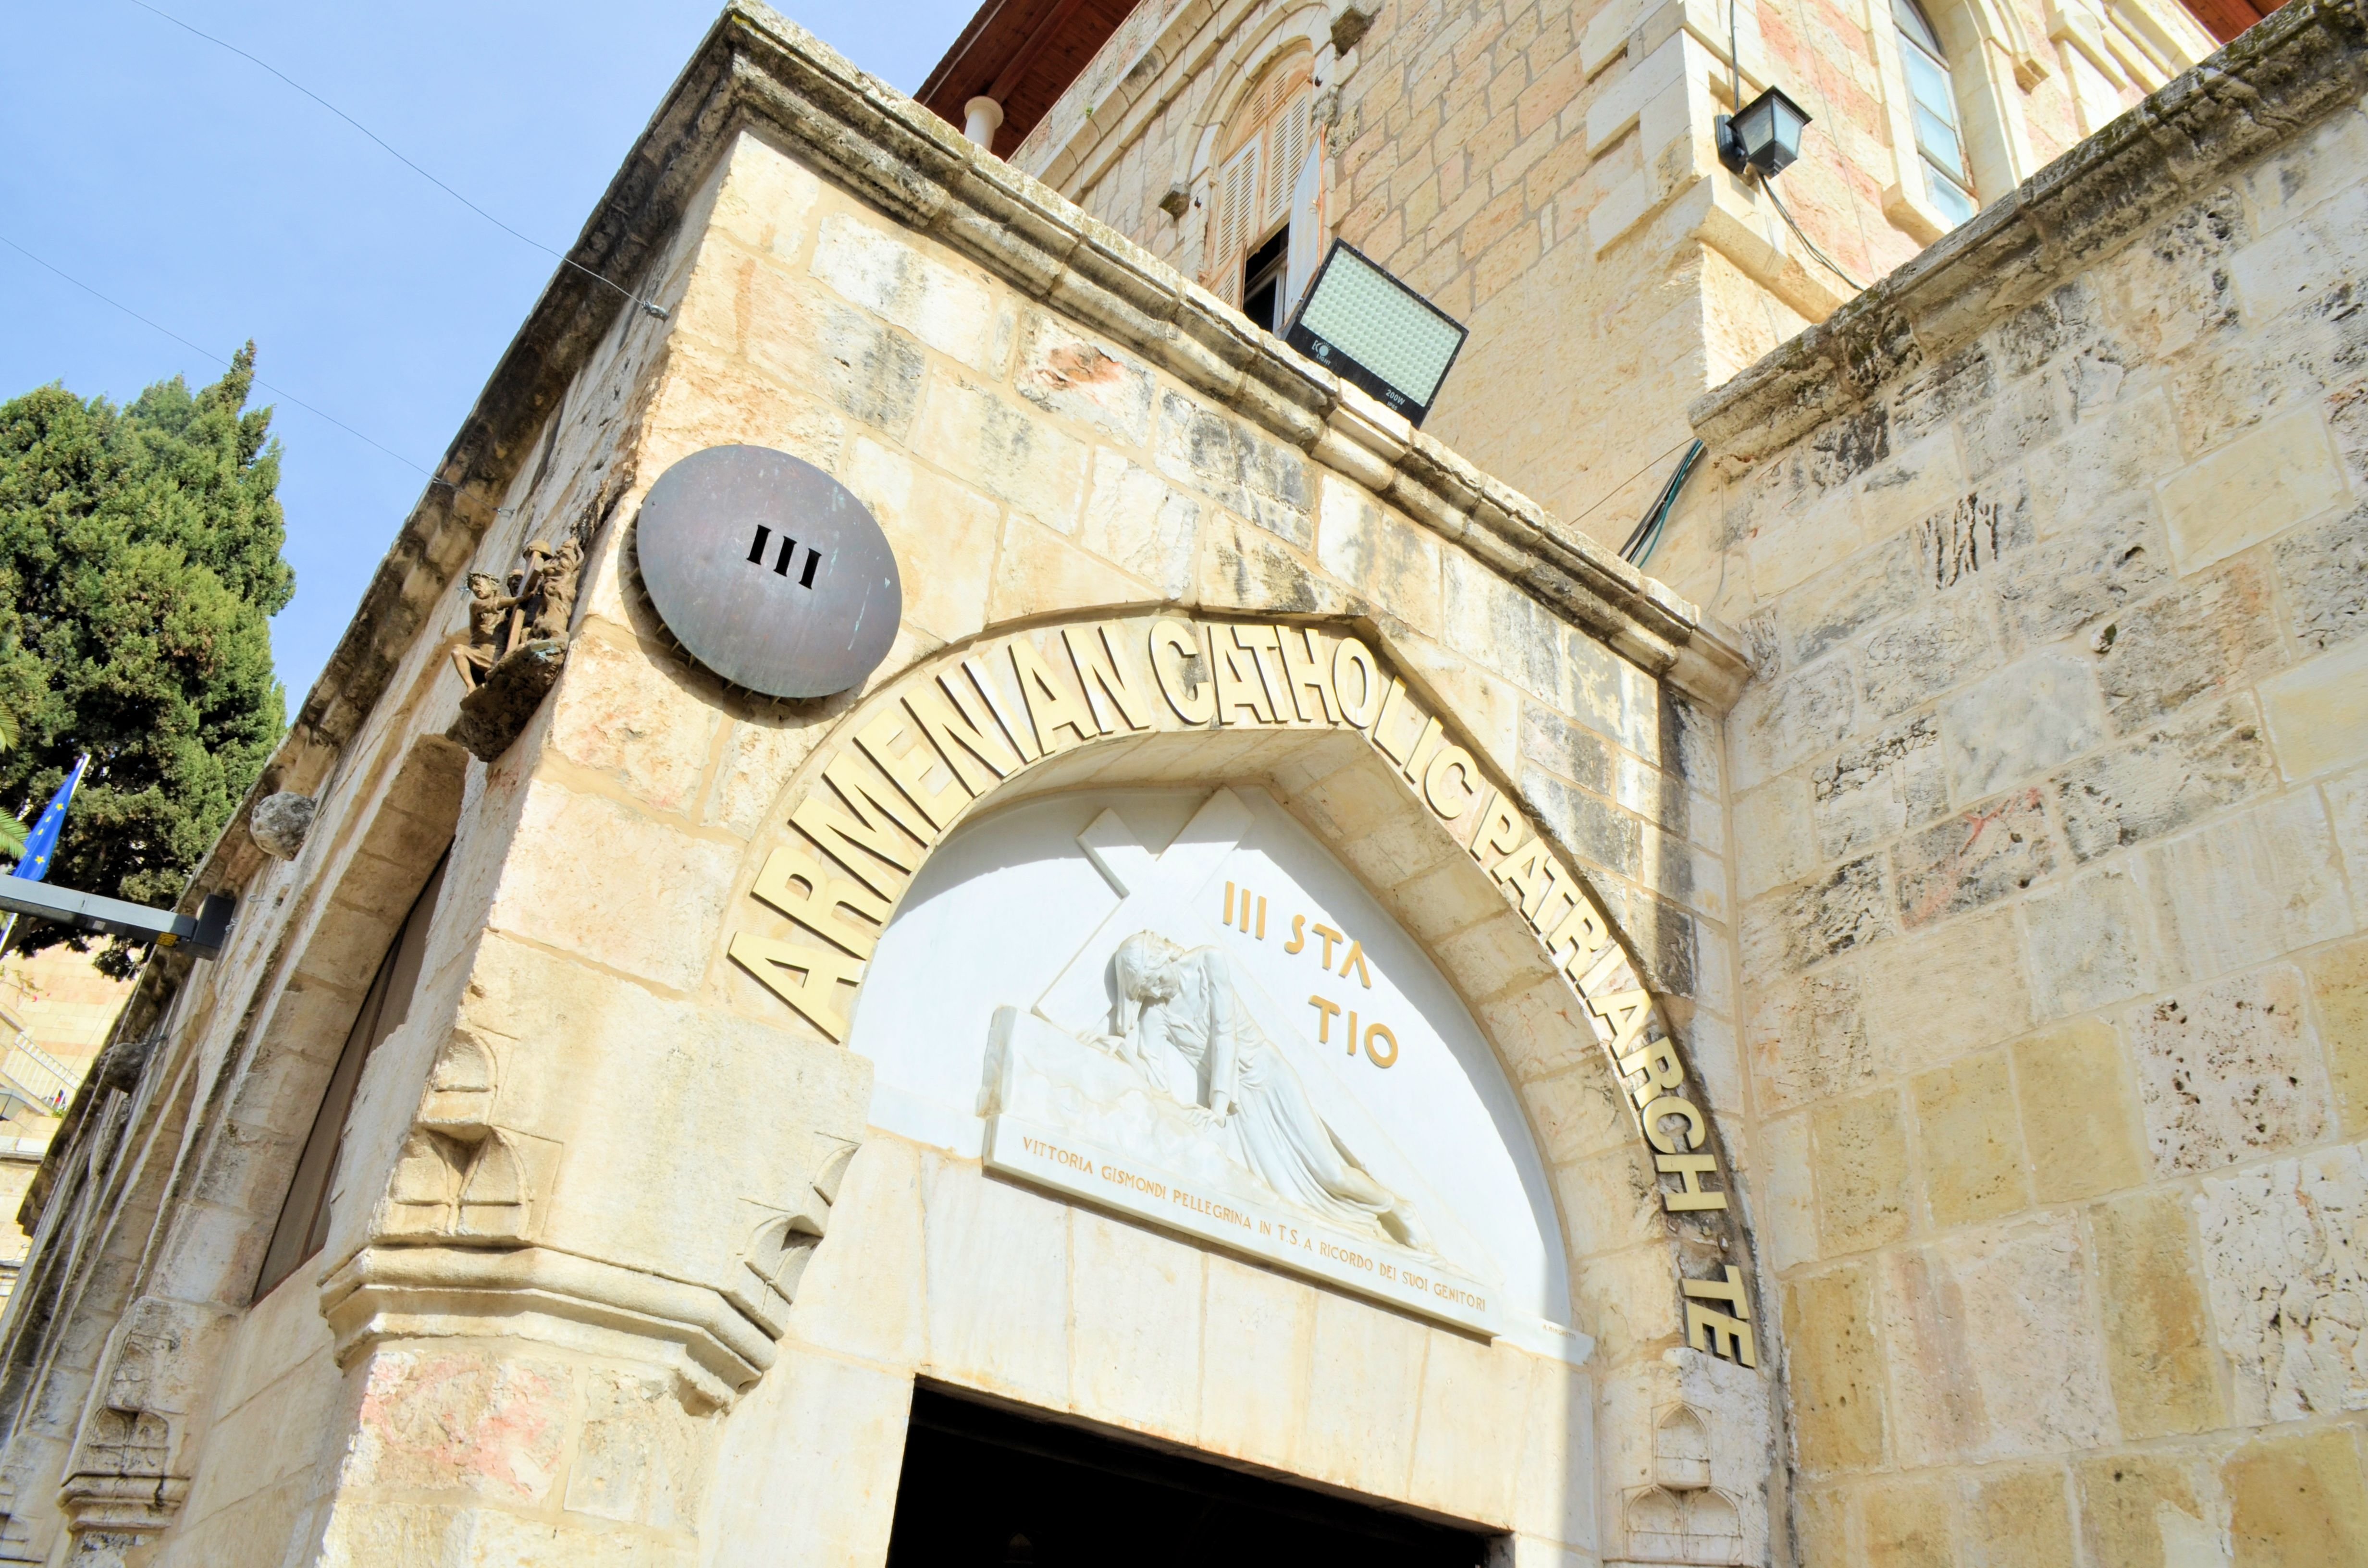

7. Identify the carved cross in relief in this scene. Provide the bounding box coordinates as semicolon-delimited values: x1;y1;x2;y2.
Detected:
1032;787;1251;1036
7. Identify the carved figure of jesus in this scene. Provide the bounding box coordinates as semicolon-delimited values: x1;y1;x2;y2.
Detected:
1107;931;1431;1250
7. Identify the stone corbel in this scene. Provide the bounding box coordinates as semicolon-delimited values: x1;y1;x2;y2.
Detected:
59;1411;189;1565
53;1296;235;1556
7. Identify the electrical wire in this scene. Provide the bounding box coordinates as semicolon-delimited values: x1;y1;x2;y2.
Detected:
1758;174;1866;291
1;231;448;487
1620;438;1705;567
1563;436;1697;533
119;0;668;321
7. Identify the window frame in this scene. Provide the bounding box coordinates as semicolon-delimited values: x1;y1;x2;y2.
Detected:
253;852;449;1301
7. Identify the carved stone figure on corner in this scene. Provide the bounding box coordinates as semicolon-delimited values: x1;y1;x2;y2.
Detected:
531;534;583;642
446;526;591;762
451;573;519;692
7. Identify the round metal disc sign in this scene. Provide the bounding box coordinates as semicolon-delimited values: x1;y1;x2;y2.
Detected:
636;445;901;699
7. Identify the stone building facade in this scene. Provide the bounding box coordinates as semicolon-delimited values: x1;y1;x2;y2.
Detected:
0;0;2356;1565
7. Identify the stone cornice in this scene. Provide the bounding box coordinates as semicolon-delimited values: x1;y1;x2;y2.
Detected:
1688;0;2368;458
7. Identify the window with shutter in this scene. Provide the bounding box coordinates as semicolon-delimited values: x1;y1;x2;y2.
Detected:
1201;53;1319;314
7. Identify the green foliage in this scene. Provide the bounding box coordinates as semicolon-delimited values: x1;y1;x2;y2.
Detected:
0;344;294;971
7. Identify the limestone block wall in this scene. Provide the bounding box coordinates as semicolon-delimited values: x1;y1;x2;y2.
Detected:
1674;4;2368;1559
1010;0;2211;551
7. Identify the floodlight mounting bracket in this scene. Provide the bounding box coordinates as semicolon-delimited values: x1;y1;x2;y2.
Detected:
0;881;235;960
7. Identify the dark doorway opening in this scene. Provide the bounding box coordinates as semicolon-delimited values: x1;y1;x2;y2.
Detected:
885;1386;1494;1567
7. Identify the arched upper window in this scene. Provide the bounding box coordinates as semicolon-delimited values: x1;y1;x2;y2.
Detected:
1894;0;1978;226
1203;51;1323;334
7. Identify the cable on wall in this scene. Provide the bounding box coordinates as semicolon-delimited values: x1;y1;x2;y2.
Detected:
1620;439;1706;568
1758;175;1867;292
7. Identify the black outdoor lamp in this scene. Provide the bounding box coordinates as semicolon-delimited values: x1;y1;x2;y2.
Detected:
1717;85;1812;177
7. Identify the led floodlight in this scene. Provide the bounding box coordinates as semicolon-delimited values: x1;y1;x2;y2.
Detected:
1284;242;1468;427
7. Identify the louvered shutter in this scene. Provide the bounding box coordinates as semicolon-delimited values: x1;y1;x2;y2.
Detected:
1265;93;1309;231
1209;136;1262;302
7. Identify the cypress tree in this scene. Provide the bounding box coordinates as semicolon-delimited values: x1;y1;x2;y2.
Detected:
0;344;295;972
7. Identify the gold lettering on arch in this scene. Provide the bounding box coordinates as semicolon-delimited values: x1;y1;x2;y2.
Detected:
727;616;1757;1369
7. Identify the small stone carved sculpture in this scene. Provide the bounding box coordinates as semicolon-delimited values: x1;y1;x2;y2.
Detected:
445;522;592;761
247;792;317;860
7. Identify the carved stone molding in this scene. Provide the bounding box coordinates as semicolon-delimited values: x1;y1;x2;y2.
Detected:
321;1241;795;1411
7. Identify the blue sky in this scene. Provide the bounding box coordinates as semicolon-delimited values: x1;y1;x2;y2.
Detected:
0;0;979;716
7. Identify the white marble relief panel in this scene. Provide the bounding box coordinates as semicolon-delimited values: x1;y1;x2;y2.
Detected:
848;785;1577;1350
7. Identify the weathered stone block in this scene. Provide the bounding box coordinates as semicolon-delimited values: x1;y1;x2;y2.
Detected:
2096;557;2282;730
1759;1111;1820;1271
1911;481;2034;592
847;437;1003;643
2017;1018;2150;1203
1995;507;2171;651
1153;391;1312;548
1810;716;1949;863
2091;1188;2225;1439
916;371;1091;535
1197;513;1345;616
1316;476;1441;636
2157;406;2352;576
1877;1216;2115;1465
1742;856;1897;980
2261;634;2368;784
1782;1264;1888;1474
1858;911;2034;1074
2334;765;2368;931
1893;787;2058;929
991;513;1157;622
2075;1452;2212;1568
1942;652;2109;804
2127;965;2329;1177
2307;936;2368;1134
1860;593;1996;719
563;1368;709;1529
2024;867;2163;1021
346;1350;569;1504
1522;767;1640;881
1912;1052;2029;1228
1013;311;1153;444
1776;533;1924;668
2224;1424;2368;1567
812;213;1016;377
488;783;740;994
1078;451;1200;599
1813;1090;1910;1253
546;635;717;815
2200;1142;2368;1423
1857;1473;1956;1568
2146;792;2352;981
1734;776;1817;903
1968;1467;2075;1568
1730;655;1857;793
2272;499;2368;653
2052;695;2276;862
1746;968;1881;1114
1961;372;2067;481
740;280;928;441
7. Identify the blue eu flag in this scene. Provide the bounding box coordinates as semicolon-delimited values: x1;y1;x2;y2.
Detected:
13;755;88;884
